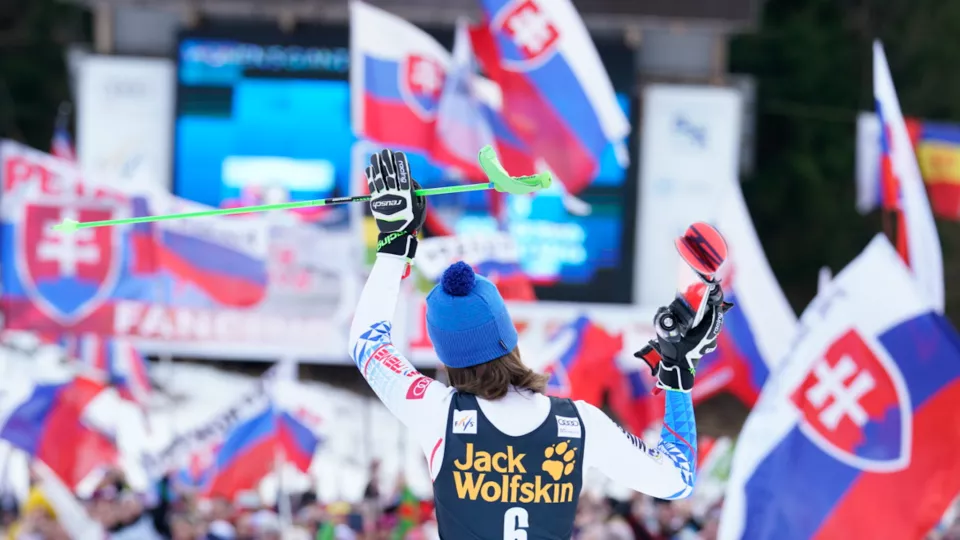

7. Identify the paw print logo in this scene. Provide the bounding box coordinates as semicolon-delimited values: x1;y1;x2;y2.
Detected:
542;441;577;481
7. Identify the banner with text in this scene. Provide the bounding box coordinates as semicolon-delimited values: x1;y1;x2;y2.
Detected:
0;140;362;362
634;85;744;307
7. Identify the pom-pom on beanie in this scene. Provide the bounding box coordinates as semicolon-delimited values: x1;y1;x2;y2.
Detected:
426;262;518;368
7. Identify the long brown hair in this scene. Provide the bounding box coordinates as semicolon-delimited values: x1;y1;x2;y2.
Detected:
445;347;548;400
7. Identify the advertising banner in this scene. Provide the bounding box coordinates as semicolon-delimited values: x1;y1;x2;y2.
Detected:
635;85;744;307
76;55;175;194
632;85;796;408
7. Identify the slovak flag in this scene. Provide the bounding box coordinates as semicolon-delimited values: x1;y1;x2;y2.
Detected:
472;0;630;194
434;20;496;175
60;333;152;407
176;443;219;491
541;316;657;434
350;2;454;165
607;367;659;435
205;401;321;499
129;195;269;308
0;374;118;489
435;20;537;178
351;2;532;179
543;316;624;406
874;40;944;314
719;235;960;540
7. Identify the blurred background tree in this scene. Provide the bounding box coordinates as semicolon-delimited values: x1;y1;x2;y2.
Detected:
0;0;89;146
732;0;960;325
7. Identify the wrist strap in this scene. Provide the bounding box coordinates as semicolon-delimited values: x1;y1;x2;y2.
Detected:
377;231;418;259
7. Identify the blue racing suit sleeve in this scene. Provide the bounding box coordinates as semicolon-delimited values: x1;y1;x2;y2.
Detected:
577;390;697;500
656;390;697;499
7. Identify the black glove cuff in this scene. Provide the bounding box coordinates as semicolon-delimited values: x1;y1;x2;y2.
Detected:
657;362;695;392
377;231;418;259
635;342;663;377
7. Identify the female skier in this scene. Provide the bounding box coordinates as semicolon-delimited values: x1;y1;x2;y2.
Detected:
349;149;731;540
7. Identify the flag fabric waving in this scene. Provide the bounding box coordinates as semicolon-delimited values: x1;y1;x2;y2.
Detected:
129;195;269;308
873;40;944;314
472;0;629;194
60;333;151;407
275;407;322;472
606;366;658;435
205;405;277;499
350;2;534;179
541;316;661;432
911;122;960;220
51;104;76;163
0;375;118;489
543;316;624;405
435;20;496;173
694;186;797;407
855;113;960;221
436;20;537;178
176;444;218;491
204;399;321;499
719;235;960;540
350;1;452;162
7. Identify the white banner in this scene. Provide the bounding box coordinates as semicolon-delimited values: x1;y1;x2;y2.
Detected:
76;55;174;194
634;85;744;306
140;382;270;478
416;232;520;281
855;112;881;214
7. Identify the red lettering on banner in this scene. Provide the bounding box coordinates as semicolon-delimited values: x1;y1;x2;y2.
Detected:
113;301;332;343
406;376;432;400
1;298;116;334
2;149;123;200
4;156;40;193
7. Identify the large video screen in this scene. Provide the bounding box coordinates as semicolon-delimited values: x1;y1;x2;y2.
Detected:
174;24;637;303
175;27;353;227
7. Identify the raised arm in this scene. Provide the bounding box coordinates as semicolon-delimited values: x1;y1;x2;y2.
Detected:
347;150;451;455
584;290;731;499
578;391;696;499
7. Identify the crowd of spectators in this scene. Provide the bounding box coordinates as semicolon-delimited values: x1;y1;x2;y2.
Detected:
1;461;957;540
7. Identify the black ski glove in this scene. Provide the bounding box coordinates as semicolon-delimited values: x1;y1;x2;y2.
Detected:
366;149;426;260
635;286;734;392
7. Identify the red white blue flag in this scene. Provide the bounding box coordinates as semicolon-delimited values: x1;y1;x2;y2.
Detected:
720;235;960;539
873;41;944;313
472;0;630;194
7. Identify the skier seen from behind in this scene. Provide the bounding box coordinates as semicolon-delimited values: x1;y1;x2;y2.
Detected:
349;149;731;540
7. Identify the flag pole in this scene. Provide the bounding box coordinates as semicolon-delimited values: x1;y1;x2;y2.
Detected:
275;445;293;535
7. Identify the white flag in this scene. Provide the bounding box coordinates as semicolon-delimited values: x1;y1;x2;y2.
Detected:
873;40;944;313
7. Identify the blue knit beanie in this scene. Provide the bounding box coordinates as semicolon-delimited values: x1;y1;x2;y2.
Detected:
426;262;518;368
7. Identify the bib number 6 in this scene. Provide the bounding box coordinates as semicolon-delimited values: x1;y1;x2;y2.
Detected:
503;507;529;540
